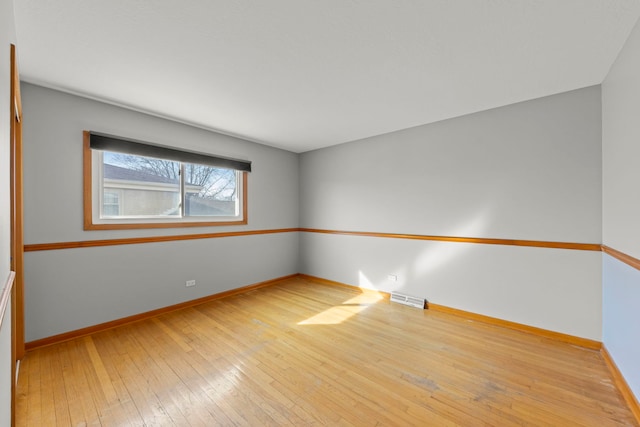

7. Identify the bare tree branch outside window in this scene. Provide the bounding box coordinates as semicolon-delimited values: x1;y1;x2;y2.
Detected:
107;153;236;201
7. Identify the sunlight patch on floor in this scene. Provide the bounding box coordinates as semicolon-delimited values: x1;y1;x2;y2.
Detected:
298;274;385;325
342;291;384;305
298;304;370;325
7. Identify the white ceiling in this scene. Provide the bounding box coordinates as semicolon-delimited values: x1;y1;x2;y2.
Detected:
14;1;640;153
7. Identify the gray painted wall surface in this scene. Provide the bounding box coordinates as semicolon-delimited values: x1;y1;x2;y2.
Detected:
603;18;640;260
301;87;602;243
22;83;300;341
300;87;603;340
301;233;601;339
0;0;17;422
602;255;640;400
25;233;298;341
22;83;299;244
602;14;640;401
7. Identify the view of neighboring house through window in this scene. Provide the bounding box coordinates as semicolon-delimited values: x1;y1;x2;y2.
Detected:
101;151;239;219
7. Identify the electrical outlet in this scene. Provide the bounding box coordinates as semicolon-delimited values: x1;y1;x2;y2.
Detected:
186;280;196;287
387;274;398;282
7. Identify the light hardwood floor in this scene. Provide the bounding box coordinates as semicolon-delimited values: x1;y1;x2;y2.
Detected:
16;277;638;426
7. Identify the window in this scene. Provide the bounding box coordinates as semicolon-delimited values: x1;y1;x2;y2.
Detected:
83;131;250;230
102;190;121;216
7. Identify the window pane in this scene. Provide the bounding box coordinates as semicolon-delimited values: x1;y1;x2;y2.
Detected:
102;152;180;217
104;192;119;204
184;164;238;217
103;190;120;216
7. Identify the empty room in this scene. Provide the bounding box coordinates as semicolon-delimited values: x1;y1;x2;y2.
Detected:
1;1;640;425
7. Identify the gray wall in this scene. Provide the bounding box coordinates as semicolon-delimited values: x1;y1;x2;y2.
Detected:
0;0;17;423
22;83;300;341
300;87;603;340
602;14;640;401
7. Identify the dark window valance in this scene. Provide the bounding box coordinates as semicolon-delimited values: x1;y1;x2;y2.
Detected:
89;132;252;172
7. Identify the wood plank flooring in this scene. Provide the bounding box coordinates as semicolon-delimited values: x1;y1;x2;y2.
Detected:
15;277;638;426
